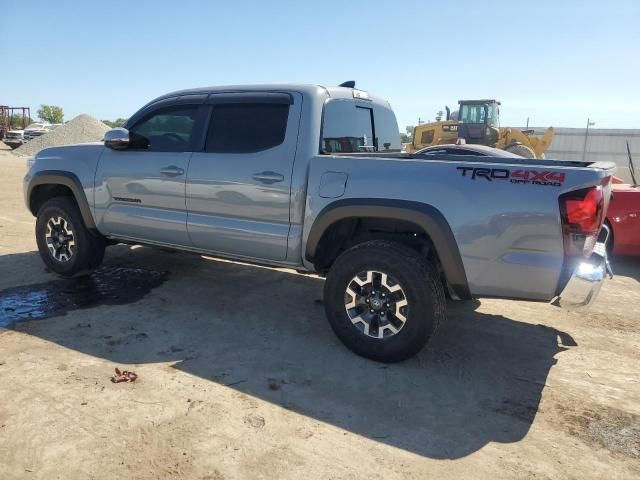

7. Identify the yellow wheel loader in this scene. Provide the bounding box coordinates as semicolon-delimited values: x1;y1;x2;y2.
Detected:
405;100;553;159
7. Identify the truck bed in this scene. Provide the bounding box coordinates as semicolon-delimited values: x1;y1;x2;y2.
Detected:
304;153;615;301
330;151;616;171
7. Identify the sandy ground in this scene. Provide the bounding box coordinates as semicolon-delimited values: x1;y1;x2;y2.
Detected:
0;149;638;479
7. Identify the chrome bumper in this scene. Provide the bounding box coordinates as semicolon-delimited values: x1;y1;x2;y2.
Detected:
554;227;613;309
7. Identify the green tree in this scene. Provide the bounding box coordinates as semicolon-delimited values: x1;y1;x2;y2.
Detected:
37;105;64;124
101;118;128;128
400;125;415;143
9;115;36;129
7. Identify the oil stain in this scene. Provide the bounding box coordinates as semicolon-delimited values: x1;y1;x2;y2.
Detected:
0;265;168;328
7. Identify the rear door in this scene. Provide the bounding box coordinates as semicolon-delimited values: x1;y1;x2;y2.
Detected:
94;98;205;245
186;92;302;261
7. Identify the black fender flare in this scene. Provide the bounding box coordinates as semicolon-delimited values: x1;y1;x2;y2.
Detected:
306;199;471;299
27;170;97;229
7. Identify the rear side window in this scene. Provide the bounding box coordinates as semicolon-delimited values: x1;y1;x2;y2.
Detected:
322;102;374;153
322;99;401;153
422;149;447;155
205;103;289;154
445;148;477;155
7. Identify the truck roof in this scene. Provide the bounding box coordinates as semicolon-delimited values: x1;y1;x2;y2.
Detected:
150;83;392;107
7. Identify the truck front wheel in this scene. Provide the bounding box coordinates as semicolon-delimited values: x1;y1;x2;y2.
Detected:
35;197;106;277
323;240;445;362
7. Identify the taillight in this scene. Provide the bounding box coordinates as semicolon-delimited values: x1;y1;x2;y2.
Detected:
560;185;606;257
565;187;603;234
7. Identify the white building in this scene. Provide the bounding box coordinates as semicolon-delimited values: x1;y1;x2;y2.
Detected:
528;127;639;184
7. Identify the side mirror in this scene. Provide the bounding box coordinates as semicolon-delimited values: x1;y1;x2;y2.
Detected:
104;128;130;150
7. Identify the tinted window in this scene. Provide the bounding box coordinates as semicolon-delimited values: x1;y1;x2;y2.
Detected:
421;148;478;156
446;148;477;155
373;104;402;152
322;100;401;153
205;103;289;154
422;149;447;155
322;103;374;153
129;105;199;152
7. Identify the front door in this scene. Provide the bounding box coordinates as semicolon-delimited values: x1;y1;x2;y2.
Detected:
94;104;203;246
186;92;301;261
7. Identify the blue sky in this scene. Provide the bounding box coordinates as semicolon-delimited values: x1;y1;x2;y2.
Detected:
1;0;638;129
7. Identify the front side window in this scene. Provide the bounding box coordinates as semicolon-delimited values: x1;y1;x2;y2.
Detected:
205;103;289;154
129;105;199;152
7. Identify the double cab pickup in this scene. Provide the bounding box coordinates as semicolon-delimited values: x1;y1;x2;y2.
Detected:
24;83;614;362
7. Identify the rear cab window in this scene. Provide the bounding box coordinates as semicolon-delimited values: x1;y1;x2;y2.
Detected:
321;97;401;153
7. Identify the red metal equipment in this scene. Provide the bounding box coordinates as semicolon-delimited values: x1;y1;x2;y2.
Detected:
0;106;31;139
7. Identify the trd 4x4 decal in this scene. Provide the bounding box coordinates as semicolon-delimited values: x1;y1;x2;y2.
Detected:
456;167;565;186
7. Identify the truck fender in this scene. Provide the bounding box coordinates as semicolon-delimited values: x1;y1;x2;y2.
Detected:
306;198;471;299
27;170;97;229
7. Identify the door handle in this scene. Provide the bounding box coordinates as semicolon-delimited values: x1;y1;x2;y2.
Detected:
160;166;184;177
252;171;284;184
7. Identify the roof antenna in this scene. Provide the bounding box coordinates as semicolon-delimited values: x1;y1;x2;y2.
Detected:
339;81;356;88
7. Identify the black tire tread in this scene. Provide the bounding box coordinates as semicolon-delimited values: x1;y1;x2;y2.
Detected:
35;196;106;277
324;239;446;362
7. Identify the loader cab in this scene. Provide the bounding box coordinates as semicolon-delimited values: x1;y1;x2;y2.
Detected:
457;99;501;146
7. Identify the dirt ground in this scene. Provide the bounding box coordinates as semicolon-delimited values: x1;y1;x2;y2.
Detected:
0;149;638;479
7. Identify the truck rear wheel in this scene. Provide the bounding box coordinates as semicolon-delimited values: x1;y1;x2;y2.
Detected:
35;197;106;277
323;240;445;362
504;144;537;158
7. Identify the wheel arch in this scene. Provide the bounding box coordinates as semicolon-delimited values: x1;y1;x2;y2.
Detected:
306;199;471;299
27;170;97;230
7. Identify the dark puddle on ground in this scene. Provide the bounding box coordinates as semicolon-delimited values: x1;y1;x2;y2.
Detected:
0;265;168;328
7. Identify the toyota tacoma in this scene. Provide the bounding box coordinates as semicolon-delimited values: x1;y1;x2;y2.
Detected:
24;82;614;362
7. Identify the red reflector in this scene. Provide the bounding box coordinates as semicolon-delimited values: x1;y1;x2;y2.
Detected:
565;187;602;233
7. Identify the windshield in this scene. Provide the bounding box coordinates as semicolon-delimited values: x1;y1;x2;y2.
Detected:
459;103;499;127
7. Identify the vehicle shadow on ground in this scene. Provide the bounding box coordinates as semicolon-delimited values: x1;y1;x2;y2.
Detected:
610;255;640;282
0;246;579;459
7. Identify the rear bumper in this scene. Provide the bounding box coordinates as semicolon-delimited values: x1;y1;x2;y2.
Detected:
554;228;613;309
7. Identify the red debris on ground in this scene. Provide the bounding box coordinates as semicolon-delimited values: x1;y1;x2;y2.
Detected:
111;367;138;383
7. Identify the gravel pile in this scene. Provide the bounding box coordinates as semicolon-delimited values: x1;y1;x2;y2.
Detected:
13;114;110;157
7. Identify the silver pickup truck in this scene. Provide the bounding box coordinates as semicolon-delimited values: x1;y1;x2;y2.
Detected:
24;83;614;362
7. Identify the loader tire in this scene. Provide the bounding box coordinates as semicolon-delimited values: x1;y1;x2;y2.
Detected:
505;144;536;159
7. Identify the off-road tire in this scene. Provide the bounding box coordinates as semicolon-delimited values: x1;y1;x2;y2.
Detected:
35;197;106;276
504;143;537;159
323;240;446;362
